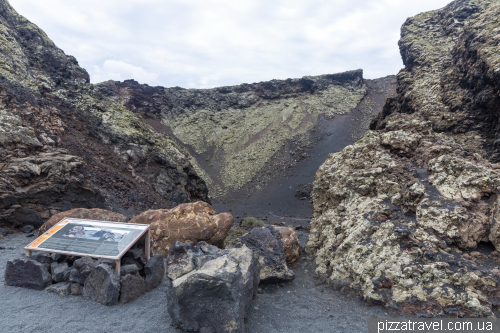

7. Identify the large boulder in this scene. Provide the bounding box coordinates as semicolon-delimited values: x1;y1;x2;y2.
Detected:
306;114;500;317
4;258;52;290
166;241;259;333
82;264;120;306
227;226;294;283
129;201;233;257
120;274;145;304
38;208;128;236
275;227;301;264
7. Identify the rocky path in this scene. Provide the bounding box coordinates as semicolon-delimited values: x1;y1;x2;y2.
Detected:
0;233;408;333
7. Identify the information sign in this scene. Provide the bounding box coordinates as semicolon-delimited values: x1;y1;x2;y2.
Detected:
25;218;150;261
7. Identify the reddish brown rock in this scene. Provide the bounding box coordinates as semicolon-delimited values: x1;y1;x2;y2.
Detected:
275;227;301;264
129;201;233;257
38;208;128;236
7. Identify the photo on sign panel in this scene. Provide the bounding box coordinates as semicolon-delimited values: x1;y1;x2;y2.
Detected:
62;225;130;242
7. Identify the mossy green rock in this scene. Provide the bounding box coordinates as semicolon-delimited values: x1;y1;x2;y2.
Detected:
310;0;500;317
97;71;367;198
0;0;209;225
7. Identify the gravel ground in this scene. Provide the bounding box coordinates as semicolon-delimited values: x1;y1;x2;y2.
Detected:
0;233;410;333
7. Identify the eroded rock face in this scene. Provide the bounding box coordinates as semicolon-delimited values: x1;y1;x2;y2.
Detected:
0;0;209;227
227;226;294;283
129;201;233;257
371;0;500;162
38;208;128;236
307;114;500;317
166;241;260;333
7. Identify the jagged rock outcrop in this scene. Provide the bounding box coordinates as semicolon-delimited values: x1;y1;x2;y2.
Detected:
96;71;369;197
166;241;260;333
309;0;500;317
307;113;500;317
0;0;209;227
371;0;500;161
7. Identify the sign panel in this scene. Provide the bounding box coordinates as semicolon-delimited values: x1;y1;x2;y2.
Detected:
25;218;150;260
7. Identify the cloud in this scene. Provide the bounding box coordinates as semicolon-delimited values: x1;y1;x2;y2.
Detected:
8;0;453;88
92;60;159;84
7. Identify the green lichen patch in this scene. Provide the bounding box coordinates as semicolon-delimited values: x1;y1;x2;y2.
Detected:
163;83;366;196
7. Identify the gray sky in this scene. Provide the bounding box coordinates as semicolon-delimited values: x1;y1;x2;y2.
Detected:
9;0;452;88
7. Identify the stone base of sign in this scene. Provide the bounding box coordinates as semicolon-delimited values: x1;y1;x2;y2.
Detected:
5;244;165;306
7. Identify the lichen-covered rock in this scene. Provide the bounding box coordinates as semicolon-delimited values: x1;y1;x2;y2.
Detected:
98;71;367;198
307;113;500;317
129;201;233;257
38;208;128;236
275;227;301;264
0;0;210;225
371;0;500;163
166;241;259;333
82;264;120;306
227;226;294;283
4;258;52;290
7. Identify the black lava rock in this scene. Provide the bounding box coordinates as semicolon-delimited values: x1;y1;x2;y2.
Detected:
21;225;35;234
50;262;69;283
73;256;95;277
119;274;145;304
226;226;294;283
83;264;120;306
144;254;164;292
5;258;52;290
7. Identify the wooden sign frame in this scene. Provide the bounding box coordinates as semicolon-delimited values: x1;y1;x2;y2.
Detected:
24;218;151;274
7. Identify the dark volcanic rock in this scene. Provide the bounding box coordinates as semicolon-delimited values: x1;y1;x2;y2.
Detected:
126;248;143;260
166;241;221;281
95;258;116;269
38;208;128;236
120;264;139;277
32;252;53;265
68;268;86;285
120;274;146;304
73;256;95;277
166;242;259;333
50;262;69;283
21;225;34;233
82;264;120;306
45;282;72;297
144;254;164;292
5;258;51;290
227;226;294;283
0;0;210;226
